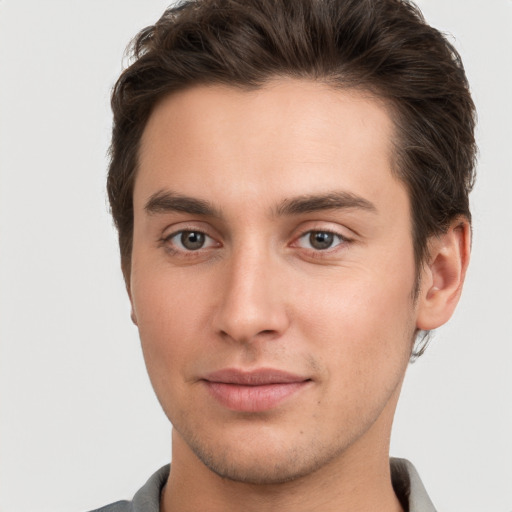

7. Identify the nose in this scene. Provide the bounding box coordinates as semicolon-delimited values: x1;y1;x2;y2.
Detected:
213;246;290;344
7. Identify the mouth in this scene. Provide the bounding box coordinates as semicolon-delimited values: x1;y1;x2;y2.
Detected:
201;368;312;412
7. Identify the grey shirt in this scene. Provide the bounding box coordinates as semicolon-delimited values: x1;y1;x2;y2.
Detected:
89;458;436;512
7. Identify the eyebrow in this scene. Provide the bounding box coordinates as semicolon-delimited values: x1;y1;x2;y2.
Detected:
144;189;377;218
144;190;222;218
275;191;377;216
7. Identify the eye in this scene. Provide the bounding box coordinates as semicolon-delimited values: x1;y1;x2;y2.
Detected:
296;230;345;251
166;230;217;251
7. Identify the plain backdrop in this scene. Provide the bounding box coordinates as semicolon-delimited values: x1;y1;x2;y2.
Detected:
0;1;511;511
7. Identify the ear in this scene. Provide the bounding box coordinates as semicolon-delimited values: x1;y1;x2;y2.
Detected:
130;306;138;326
125;271;138;326
416;218;471;331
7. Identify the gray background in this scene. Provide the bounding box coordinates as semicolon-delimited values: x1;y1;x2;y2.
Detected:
1;1;511;510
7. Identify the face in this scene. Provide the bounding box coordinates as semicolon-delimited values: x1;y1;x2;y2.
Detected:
130;79;419;484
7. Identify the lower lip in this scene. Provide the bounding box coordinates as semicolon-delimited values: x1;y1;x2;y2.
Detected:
203;381;309;412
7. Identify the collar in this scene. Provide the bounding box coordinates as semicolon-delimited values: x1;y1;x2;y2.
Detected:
114;458;436;512
391;457;437;512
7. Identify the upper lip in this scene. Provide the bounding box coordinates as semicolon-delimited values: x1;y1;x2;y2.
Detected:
202;368;310;386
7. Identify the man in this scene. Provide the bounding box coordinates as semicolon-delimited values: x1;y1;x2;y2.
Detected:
96;0;475;510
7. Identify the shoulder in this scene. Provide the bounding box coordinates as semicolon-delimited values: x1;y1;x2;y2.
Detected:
391;458;437;512
87;465;170;512
88;501;132;512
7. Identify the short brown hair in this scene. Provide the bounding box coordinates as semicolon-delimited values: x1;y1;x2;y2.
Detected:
108;0;476;335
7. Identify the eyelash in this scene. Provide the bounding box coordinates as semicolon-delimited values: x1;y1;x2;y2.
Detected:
160;229;218;256
159;227;351;258
294;229;348;252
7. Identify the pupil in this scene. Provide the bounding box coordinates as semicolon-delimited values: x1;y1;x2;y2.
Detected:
310;231;333;250
181;231;205;250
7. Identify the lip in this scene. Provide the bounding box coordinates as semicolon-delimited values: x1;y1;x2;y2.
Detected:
201;368;311;412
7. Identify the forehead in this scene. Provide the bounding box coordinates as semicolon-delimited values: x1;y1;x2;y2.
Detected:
135;79;402;216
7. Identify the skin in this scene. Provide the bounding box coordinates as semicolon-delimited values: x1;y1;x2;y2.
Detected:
129;79;470;512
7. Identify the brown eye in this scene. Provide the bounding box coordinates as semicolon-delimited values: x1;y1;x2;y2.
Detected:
165;230;218;252
180;231;206;250
296;230;345;251
309;231;335;250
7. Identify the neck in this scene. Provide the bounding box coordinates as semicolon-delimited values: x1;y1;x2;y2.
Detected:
161;407;404;512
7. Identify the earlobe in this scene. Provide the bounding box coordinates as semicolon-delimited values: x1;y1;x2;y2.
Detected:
126;278;138;326
416;218;471;331
130;308;138;326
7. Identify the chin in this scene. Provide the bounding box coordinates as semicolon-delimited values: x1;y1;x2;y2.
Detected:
197;450;328;485
179;424;346;485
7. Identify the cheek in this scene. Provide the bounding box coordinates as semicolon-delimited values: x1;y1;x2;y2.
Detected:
130;267;213;396
296;263;416;383
132;255;212;333
293;273;415;431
